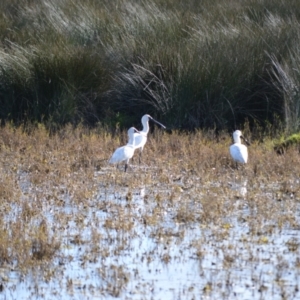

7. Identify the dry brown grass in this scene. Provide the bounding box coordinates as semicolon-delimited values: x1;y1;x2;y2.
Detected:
0;123;300;297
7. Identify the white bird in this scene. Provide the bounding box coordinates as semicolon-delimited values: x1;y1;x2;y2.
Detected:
133;114;166;163
229;130;249;165
109;127;140;172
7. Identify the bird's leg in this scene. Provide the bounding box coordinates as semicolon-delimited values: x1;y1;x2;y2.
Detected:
124;163;128;172
139;150;142;164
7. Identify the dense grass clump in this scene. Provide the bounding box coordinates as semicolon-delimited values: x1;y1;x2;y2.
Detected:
0;0;300;132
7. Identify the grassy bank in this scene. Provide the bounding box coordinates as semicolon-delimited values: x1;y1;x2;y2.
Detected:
0;0;300;132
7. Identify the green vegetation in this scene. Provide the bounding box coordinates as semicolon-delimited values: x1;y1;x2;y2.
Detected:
0;0;300;132
274;133;300;154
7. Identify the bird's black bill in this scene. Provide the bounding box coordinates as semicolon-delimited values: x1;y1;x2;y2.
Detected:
241;136;250;146
150;118;166;129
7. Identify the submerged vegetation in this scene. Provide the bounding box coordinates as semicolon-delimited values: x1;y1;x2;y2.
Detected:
0;124;300;298
0;0;300;132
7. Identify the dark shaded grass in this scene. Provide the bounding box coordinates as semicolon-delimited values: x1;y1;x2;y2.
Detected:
0;0;300;133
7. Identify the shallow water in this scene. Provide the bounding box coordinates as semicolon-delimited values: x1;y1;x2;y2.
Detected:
1;170;300;300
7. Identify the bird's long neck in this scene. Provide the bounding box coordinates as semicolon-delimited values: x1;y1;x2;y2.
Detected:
141;120;150;134
127;134;135;147
235;136;242;144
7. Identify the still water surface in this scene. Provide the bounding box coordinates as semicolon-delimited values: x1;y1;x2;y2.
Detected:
1;170;300;300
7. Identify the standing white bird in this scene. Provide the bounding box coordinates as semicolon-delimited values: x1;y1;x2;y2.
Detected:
229;130;249;165
109;127;140;172
133;114;166;163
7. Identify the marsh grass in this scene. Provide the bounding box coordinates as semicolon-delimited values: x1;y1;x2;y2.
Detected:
1;123;300;297
274;133;300;154
0;0;300;132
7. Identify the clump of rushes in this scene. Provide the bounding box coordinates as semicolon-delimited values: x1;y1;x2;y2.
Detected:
274;133;300;154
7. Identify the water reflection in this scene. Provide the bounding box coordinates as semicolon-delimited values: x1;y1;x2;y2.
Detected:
229;179;248;197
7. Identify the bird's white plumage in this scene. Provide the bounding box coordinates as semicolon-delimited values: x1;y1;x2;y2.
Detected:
133;115;151;151
133;114;166;162
133;115;149;150
229;130;248;164
109;127;139;171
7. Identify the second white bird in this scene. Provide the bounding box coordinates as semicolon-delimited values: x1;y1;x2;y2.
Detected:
230;130;249;164
109;127;140;172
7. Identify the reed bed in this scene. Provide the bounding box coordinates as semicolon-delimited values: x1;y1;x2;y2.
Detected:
0;0;300;132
